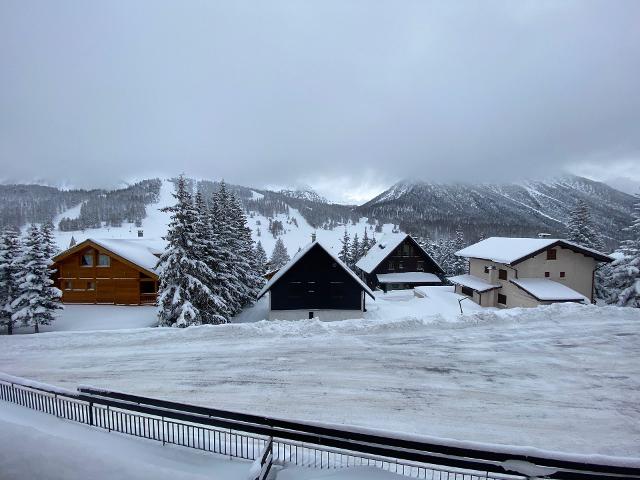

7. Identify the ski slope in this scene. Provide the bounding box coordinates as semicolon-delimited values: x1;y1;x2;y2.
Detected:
50;178;396;258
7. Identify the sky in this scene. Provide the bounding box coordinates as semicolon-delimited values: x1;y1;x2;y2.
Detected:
1;1;639;203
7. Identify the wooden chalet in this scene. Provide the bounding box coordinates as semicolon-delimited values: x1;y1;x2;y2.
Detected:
355;233;445;292
52;239;161;305
257;241;375;320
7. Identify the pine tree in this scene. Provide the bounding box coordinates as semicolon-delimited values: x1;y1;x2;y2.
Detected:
270;238;290;269
567;200;605;251
338;228;351;265
69;236;76;248
0;228;22;334
452;227;468;275
349;233;360;268
11;224;63;333
609;194;640;307
255;241;268;276
362;228;371;257
156;176;218;327
40;221;58;262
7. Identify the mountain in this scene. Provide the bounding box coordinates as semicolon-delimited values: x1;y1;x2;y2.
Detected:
279;187;327;204
357;175;636;248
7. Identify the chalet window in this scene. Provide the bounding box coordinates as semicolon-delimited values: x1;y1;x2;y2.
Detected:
64;280;73;290
461;286;473;297
560;271;566;278
484;266;490;274
289;282;304;297
80;251;94;267
544;272;550;278
87;281;96;291
388;261;395;271
498;269;507;280
98;254;110;267
307;281;316;294
547;249;557;260
140;281;156;294
416;261;424;271
402;244;412;256
498;293;507;305
398;262;404;270
329;282;344;298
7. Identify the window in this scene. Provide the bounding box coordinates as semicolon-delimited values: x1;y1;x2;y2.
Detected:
289;282;304;297
544;272;550;278
64;280;73;290
547;249;557;260
140;281;156;294
137;230;144;238
402;244;413;256
329;282;344;298
307;281;316;294
388;261;395;271
461;286;473;297
98;254;110;267
417;261;424;271
560;271;565;278
484;266;490;274
498;293;507;305
398;261;404;270
87;281;96;291
498;269;507;280
80;250;94;267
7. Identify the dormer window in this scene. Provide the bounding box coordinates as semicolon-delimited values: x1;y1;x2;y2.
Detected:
547;249;557;260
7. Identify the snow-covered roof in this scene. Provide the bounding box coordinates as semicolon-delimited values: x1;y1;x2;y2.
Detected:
376;272;442;284
449;274;501;293
455;237;612;265
510;278;588;302
55;238;161;276
355;233;420;274
257;241;375;300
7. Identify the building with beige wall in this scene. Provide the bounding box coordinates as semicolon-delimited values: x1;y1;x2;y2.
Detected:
449;237;612;308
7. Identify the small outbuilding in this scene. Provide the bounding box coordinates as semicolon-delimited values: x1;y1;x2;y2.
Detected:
257;240;375;321
355;233;445;292
52;238;161;305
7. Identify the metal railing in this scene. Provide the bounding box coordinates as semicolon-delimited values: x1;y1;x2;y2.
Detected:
1;374;639;480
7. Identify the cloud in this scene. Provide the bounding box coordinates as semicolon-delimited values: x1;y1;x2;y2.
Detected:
1;1;639;197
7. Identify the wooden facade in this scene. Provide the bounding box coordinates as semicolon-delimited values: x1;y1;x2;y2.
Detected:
357;235;444;292
52;240;159;305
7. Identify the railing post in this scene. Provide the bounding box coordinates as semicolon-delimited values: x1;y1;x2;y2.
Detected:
88;401;94;426
161;417;165;445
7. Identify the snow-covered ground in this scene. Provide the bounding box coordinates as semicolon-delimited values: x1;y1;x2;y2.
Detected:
11;304;158;334
49;178;396;257
0;402;251;480
1;295;639;456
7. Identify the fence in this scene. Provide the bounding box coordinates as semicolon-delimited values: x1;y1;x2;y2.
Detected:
1;374;639;480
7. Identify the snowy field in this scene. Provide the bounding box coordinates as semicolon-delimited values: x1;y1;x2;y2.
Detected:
1;290;639;456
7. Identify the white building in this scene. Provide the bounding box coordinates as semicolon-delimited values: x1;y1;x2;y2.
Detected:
449;237;612;308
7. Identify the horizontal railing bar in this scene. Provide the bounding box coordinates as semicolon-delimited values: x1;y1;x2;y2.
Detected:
76;386;640;479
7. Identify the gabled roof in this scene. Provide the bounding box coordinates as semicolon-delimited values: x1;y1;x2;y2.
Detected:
510;278;588;302
53;238;161;278
257;241;375;300
355;233;444;275
455;237;612;265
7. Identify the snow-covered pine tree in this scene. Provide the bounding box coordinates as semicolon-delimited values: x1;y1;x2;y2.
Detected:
228;192;263;306
567;200;605;251
361;228;371;257
11;224;62;333
193;190;228;324
270;238;290;269
255;241;268;277
349;233;360;268
156;176;218;327
40;221;58;262
610;194;640;307
69;236;76;248
0;228;22;334
338;228;351;265
452;227;468;275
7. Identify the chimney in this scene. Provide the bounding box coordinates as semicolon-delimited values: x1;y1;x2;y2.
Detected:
487;265;498;284
311;232;316;243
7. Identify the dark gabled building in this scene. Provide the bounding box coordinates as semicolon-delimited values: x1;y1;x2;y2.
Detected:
355;233;445;292
257;241;375;320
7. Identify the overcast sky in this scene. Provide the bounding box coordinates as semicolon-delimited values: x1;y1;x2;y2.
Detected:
1;1;639;202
